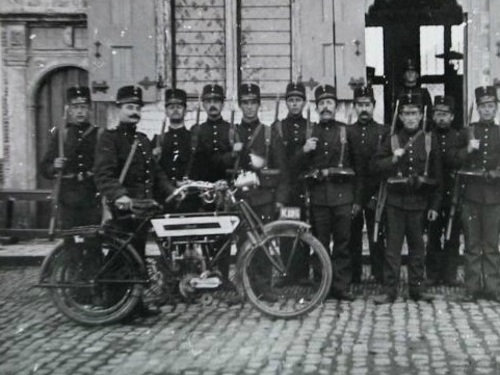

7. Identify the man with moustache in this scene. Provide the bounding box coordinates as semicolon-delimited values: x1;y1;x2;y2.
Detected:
373;93;442;304
193;84;241;182
94;86;174;317
348;86;388;284
456;86;500;302
425;96;465;286
294;84;363;301
40;86;100;229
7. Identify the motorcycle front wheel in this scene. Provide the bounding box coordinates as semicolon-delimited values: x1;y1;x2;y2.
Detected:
237;225;332;319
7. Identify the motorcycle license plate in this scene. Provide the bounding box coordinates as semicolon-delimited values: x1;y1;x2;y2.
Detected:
279;207;301;220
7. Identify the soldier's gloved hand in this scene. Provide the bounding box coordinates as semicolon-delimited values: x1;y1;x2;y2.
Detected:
351;204;362;217
303;138;318;153
233;142;243;153
427;209;438;222
467;139;480;153
115;195;132;211
392;148;405;163
152;147;161;157
54;157;67;170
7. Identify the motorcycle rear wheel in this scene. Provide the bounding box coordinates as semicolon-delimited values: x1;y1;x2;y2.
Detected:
47;239;143;325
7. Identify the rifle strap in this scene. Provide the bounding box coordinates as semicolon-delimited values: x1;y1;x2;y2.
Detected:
119;139;139;184
185;125;200;178
338;125;347;167
305;121;313;140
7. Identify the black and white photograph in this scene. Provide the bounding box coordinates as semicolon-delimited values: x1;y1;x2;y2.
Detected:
1;0;500;374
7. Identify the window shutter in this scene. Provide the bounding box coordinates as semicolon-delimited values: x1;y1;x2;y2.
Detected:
333;0;366;99
297;0;335;89
88;0;157;102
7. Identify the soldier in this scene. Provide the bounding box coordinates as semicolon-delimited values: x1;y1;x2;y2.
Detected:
425;96;465;286
94;85;174;317
233;83;288;221
456;86;500;302
397;58;432;111
40;86;100;229
193;84;238;182
349;86;388;284
272;82;309;282
373;93;442;304
294;84;363;301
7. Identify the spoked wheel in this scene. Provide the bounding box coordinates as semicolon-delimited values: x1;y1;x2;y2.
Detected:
238;227;331;319
47;238;144;325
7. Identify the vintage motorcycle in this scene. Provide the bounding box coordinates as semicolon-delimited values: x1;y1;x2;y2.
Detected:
38;180;332;325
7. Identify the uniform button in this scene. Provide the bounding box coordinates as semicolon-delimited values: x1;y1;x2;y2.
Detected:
409;150;413;154
138;143;142;147
174;142;178;146
174;134;178;137
214;147;219;151
324;142;328;146
294;138;298;141
78;163;83;167
485;135;489;139
172;167;176;171
78;155;83;159
485;143;488;146
214;132;218;135
409;158;413;162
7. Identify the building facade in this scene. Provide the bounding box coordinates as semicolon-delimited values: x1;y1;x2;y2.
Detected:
0;0;499;227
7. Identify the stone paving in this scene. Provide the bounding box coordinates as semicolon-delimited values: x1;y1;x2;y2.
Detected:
2;264;500;375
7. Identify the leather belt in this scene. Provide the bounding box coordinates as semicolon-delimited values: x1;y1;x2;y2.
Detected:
62;171;94;181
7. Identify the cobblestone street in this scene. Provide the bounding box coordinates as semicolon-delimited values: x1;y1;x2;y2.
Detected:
2;265;500;375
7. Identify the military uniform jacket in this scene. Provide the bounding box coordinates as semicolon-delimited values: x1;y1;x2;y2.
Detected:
433;126;467;206
193;118;233;182
374;128;443;211
40;122;99;208
273;114;308;181
457;121;500;204
352;120;389;207
157;126;192;182
94;123;173;202
236;119;288;206
294;120;363;207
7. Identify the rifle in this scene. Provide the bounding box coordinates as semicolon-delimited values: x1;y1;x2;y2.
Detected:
373;99;399;242
304;105;312;224
229;103;240;183
446;103;474;240
184;94;201;179
274;94;280;123
48;105;68;240
156;117;167;149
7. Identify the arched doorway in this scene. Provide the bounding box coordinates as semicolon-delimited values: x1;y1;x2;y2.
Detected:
35;66;89;227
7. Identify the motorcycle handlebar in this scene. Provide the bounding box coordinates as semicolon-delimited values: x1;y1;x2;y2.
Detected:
164;180;231;204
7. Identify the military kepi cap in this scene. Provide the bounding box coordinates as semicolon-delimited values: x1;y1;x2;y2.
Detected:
315;84;336;103
67;86;91;105
404;58;418;72
285;82;306;100
399;89;423;108
354;86;374;101
475;86;498;105
433;95;455;112
238;83;260;102
165;88;187;107
202;84;224;101
116;85;143;106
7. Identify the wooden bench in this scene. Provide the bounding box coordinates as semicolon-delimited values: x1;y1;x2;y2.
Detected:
0;189;52;239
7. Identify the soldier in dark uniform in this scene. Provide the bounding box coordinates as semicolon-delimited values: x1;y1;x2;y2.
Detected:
373;93;442;304
457;86;500;302
294;84;363;301
234;83;288;222
193;84;238;182
272;82;309;281
154;88;201;213
94;86;174;316
425;96;465;286
397;58;432;111
349;86;388;284
40;86;100;229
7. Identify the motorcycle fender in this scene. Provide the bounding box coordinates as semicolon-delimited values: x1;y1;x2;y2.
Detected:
263;220;311;234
